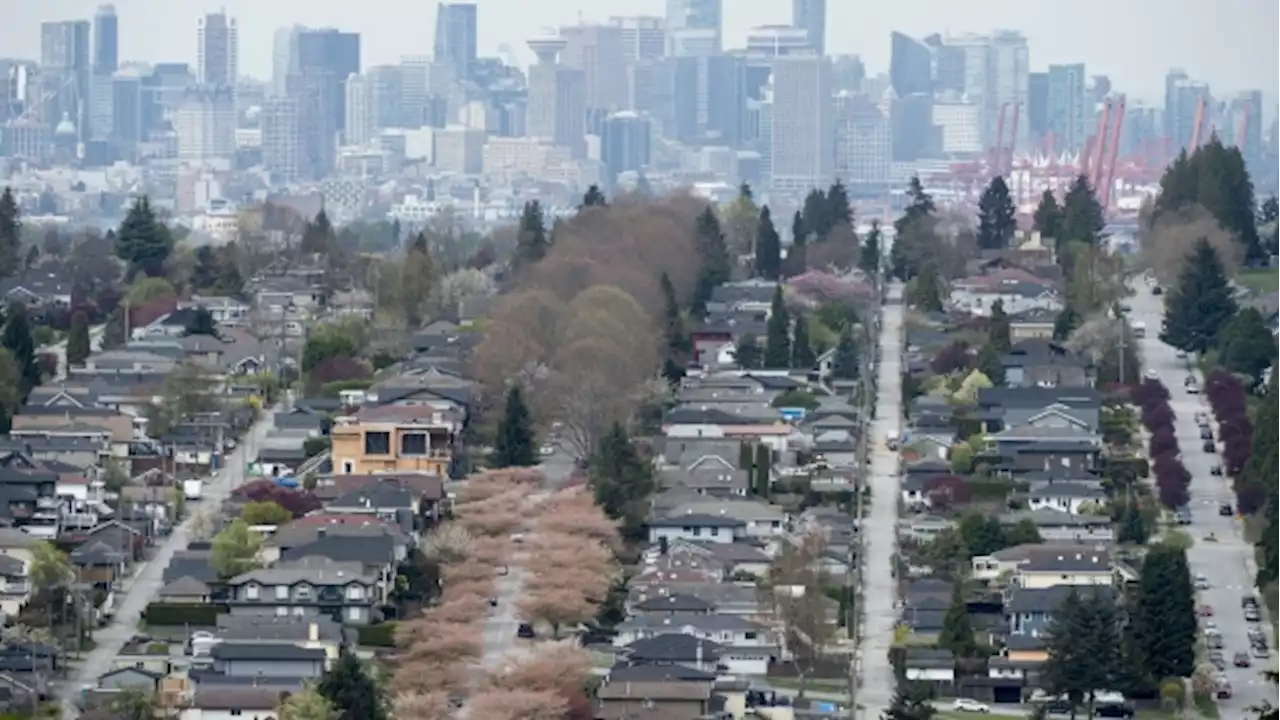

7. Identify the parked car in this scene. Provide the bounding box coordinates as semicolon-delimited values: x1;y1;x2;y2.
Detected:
1234;652;1252;667
1095;704;1135;718
1210;464;1223;476
1152;286;1164;295
1203;440;1216;453
951;699;990;714
1219;503;1234;517
516;623;536;639
1200;427;1214;440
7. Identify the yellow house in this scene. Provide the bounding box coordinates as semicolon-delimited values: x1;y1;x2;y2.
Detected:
330;405;457;476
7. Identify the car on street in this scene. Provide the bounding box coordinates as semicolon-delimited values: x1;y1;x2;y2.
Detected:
1152;286;1164;295
1200;427;1214;440
1234;652;1252;667
1176;350;1187;359
951;699;990;713
1210;464;1223;476
1198;604;1214;616
1244;606;1261;622
1195;574;1211;589
1203;439;1216;453
1219;503;1234;517
1095;703;1135;718
1145;369;1159;380
1209;651;1226;670
1216;681;1232;700
1201;619;1217;632
1252;645;1270;659
539;444;555;457
516;623;536;639
1185;380;1199;394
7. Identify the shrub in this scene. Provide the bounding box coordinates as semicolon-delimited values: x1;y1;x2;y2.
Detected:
1148;427;1179;458
143;602;228;626
1141;402;1176;432
356;622;398;647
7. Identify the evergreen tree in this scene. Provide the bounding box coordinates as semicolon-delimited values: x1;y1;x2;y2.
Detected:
1246;371;1278;587
734;334;762;369
692;207;731;315
190;246;221;292
660;272;690;383
826;179;853;230
102;306;126;350
1033;188;1064;243
1115;501;1149;545
491;385;537;468
937;581;977;657
1059;176;1105;248
858;220;882;275
1217;308;1277;387
907;264;943;312
788;210;808;275
300;209;336;255
1134;542;1197;679
763;286;791;368
1042;590;1096;719
975;343;1006;387
580;184;608;208
738;442;754;471
801;188;829;240
977;175;1017;250
1052;306;1080;342
316;649;386;720
213;243;245;296
589;423;656;537
791;315;816;370
1155;137;1265;262
0;187;20;279
66;310;91;367
2;303;38;394
752;443;771;497
1160;238;1238;353
831;326;859;380
114;196;174;278
183;307;218;337
1260;196;1279;255
891;177;936;281
754;206;782;280
882;683;936;720
515;200;550;265
987;300;1012;353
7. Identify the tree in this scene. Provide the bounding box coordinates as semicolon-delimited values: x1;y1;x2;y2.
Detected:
2;302;38;394
766;532;838;693
1153;136;1265;263
977;176;1017;250
66;310;91;367
515;200;550;266
788;210;808;275
734;333;762;369
183;306;218;337
492;385;537;468
1042;589;1122;719
300;209;336;256
907;264;943;312
1218;308;1277;387
114;196;174;278
987;299;1012;353
0;348;21;432
147;361;220;436
831;325;859;380
1160;238;1238;353
29;540;73;594
763;286;791;368
1059;176;1105;248
1140;204;1245;288
882;683;936;720
317;649;387;720
891;177;936;281
102;687;157;720
938;580;977;656
0;187;20;279
1134;542;1197;679
826;180;853;231
754;206;782;280
1115;501;1150;545
302;325;361;373
692;206;731;315
723;182;760;263
791;316;816;370
278;685;341;720
858;220;882;275
588;423;655;538
240;500;293;526
398;232;437;328
659;271;690;375
580;184;607;209
1033;188;1064;242
752;443;771;497
210;518;263;579
800;189;825;242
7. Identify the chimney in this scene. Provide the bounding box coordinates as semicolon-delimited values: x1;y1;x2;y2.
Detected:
308;622;319;642
696;638;704;666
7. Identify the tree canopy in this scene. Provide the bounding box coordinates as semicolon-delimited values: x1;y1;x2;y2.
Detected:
977;175;1017;250
1153;137;1265;263
114;196;174;278
492;385;537;468
763;285;791;369
1160;238;1238;353
754;206;782;281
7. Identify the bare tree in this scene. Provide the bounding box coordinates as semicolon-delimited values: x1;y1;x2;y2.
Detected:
482;640;590;695
468;689;567;720
762;530;839;695
419;522;473;564
1140;204;1245;287
432;268;497;317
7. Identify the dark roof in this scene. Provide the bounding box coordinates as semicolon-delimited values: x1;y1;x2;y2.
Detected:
663;407;756;426
1005;634;1046;651
1022;548;1111;573
326;486;415;510
625;634;723;662
1006;585;1117;614
210;643;325;662
634;593;714;613
649;513;745;529
978;387;1101;410
280;535;397;566
746;374;800;391
608;663;717;682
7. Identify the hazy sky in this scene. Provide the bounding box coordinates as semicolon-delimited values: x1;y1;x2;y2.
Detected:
8;0;1278;106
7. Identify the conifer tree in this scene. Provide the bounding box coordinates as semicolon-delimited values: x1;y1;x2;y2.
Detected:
801;188;828;240
882;683;936;720
754;206;782;280
580;184;608;208
659;271;690;383
858;220;882;275
515;200;550;265
1059;176;1105;248
791;316;816;370
692;207;731;315
0;187;20;279
734;334;762;369
826;179;852;230
114;196;174;278
891;177;936;281
1160;238;1238;353
300;208;335;255
831;326;859;380
763;286;791;368
491;385;537;468
907;264;943;312
752;443;771;497
977;175;1017;250
987;299;1012;353
316;649;386;720
937;581;977;657
1033;188;1064;242
2;302;38;394
66;310;91;367
589;422;656;536
788;210;808;275
1133;542;1197;679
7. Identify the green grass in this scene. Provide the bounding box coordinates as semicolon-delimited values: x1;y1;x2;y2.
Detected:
1237;268;1278;293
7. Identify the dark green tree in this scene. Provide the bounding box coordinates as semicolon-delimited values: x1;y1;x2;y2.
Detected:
1134;542;1197;678
831;325;859;380
937;581;977;657
316;649;386;720
491;385;537;468
190;246;221;292
763;286;791;368
882;682;936;720
1052;305;1080;342
590;423;656;538
1115;500;1149;545
1217;308;1277;387
183;307;218;337
907;264;943;312
788;210;808;275
1043;589;1122;719
977;175;1017;250
738;442;754;471
858;220;882;275
975;343;1006;386
1260;195;1279;255
1160;238;1238;353
0;187;20;278
987;299;1012;353
1246;371;1278;588
956;513;1005;556
791;315;816;370
734;334;762;369
300;209;336;255
754;206;782;280
752;443;771;497
1059;175;1105;247
102;306;126;350
213;243;245;296
2;302;38;393
826;180;852;230
114;196;174;278
660;271;690;383
891;176;936;281
66;310;91;367
515;200;550;265
801;188;828;240
1154;137;1264;262
692;207;731;315
581;184;608;208
1033;188;1064;242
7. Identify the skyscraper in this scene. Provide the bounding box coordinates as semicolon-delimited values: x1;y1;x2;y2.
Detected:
296;28;361;132
262;96;301;182
344;73;373;146
889;32;932;97
174;85;235;164
601;111;651;186
611;16;666;62
1046;63;1087;153
197;12;238;87
40;20;91;138
990;30;1029;152
665;0;722;55
525;35;585;157
271;25;303;98
560;24;628;114
791;0;827;57
93;5;118;75
770;54;833;193
433;3;478;80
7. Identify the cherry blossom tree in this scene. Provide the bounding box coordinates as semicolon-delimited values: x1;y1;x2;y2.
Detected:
483;641;589;695
392;692;453;720
419;522;473;564
533;487;620;549
468;689;566;720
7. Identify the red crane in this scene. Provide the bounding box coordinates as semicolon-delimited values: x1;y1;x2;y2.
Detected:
1089;101;1112;189
991;103;1009;173
1006;102;1021;176
1190;94;1207;150
1237;100;1250;154
1100;97;1126;213
1082;101;1109;182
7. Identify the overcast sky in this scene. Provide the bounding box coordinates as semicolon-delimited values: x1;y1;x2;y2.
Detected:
8;0;1277;107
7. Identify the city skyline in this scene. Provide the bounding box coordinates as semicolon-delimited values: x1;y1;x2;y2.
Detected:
8;0;1277;108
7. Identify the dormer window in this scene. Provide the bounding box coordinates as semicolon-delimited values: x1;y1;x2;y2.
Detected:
296;584;312;599
245;584;259;600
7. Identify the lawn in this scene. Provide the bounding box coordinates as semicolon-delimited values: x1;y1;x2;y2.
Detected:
1237;268;1278;293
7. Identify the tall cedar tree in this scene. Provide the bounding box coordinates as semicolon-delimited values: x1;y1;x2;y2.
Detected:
1159;238;1238;353
580;184;607;208
1246;371;1278;587
184;307;218;337
788;211;808;275
491;385;537;468
692;207;731;315
1216;308;1277;387
1153;136;1265;262
754;206;782;280
858;220;882;275
752;443;771;497
316;650;386;720
908;264;943;312
735;334;763;369
801;189;828;240
790;315;816;370
1042;589;1122;719
589;423;655;538
300;209;336;255
977;175;1017;250
882;683;937;720
66;311;92;367
891;177;936;281
114;196;174;278
1133;542;1197;678
763;286;791;368
1033;188;1065;242
515;200;550;265
1059;176;1105;249
0;187;20;279
826;180;852;229
831;325;859;380
937;581;977;656
659;271;690;383
987;300;1012;353
2;303;39;394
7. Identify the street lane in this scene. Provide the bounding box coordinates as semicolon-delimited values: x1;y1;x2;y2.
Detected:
1129;281;1271;714
859;283;905;720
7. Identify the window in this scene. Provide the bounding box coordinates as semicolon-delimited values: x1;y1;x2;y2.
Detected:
275;585;288;600
347;585;365;600
341;460;354;474
275;606;288;617
245;584;259;600
364;431;391;455
296;585;312;600
400;432;428;456
346;606;362;621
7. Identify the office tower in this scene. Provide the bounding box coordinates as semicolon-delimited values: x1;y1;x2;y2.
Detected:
890;94;935;162
433;2;478;80
1027;72;1049;143
109;70;142;158
560;24;628;113
1166;73;1209;152
344;73;373;146
175;84;235;164
41;20;91;140
287;71;338;179
769;55;833;193
296;28;361;132
791;0;827;57
611;17;666;62
93;5;118;75
271;25;303;98
197;12;238;87
526;36;586;157
889;32;932;97
990;31;1029;152
834;93;891;191
601;111;651;186
930;38;966;95
931;98;981;154
366;66;402;130
665;0;722;55
746;26;813;56
262;96;301;182
1046;63;1087;153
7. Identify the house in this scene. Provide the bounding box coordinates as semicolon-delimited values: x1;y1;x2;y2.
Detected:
647;512;746;545
1001;340;1092;388
179;296;251;323
1023;481;1106;515
623;634;722;673
665;499;786;540
213;615;344;664
903;647;955;685
178;685;286;720
971;542;1107;583
224;557;381;625
596;678;715;720
658;455;750;498
1005;634;1048;663
661;407;792;453
650;540;772;578
949;269;1062;317
628;582;764;618
632;594;715;616
1014;548;1114;589
157;576;211;604
612;614;772;675
706;280;778;315
985;424;1101;474
329;405;459;477
1007;585;1117;639
97;667;162;693
211;642;326;679
977;387;1101;432
1000;509;1113;543
0;264;74;309
1008;308;1059;342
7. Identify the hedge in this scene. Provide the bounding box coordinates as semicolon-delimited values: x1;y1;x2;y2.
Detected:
356;622;397;647
142;602;229;626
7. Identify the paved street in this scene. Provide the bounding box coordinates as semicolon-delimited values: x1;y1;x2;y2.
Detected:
859;283;906;719
39;325;105;381
60;410;278;719
1129;281;1272;714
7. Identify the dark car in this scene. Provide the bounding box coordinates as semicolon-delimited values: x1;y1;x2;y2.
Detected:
1203;440;1216;453
1152;286;1164;295
1234;652;1252;667
1219;503;1234;517
1200;427;1214;440
516;623;535;639
1095;704;1135;718
1210;464;1223;476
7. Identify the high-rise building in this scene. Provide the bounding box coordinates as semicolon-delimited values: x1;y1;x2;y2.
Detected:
612;17;666;62
262;96;302;182
433;3;478;80
296;28;361;132
745;26;813;56
197;12;238;87
769;54;833;193
344;73;373;146
271;25;303;98
526;36;586;157
990;30;1029;152
40;20;91;139
601;111;651;186
791;0;827;57
1046;63;1087;153
835;93;891;190
93;5;118;75
1027;72;1049;144
1165;70;1208;153
889;32;932;97
286;70;338;179
109;70;142;158
367;65;403;130
175;85;235;165
560;24;628;113
665;0;722;55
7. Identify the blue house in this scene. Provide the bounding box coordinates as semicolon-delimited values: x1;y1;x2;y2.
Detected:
1006;585;1116;638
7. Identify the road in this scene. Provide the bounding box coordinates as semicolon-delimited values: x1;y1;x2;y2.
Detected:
1129;280;1272;715
39;325;105;381
60;410;278;719
858;282;906;719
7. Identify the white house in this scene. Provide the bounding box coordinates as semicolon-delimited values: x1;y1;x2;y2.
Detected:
1025;481;1106;515
648;513;746;545
613;614;773;676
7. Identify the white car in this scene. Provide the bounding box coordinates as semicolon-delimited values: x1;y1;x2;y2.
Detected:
1145;369;1159;380
952;699;991;713
1176;350;1188;360
539;444;555;457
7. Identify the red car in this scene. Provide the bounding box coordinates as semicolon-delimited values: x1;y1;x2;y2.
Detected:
1198;605;1214;617
1234;652;1252;668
